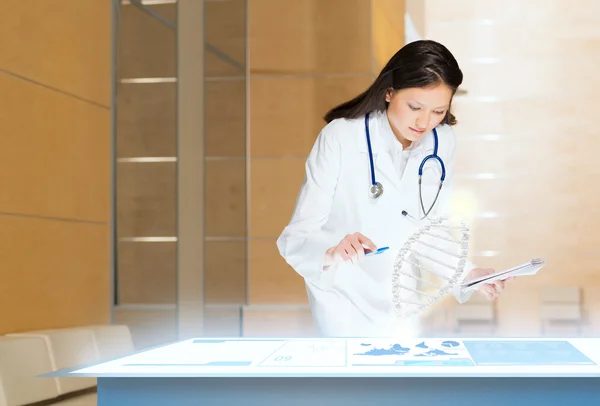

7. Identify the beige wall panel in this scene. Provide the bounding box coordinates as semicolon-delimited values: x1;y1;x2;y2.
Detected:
205;0;246;78
250;76;372;156
205;241;247;304
428;22;600;60
0;217;110;335
470;249;600;282
243;308;317;337
462;219;598;257
453;98;599;140
249;158;305;238
119;4;176;78
372;0;405;72
499;99;598;140
453;176;598;218
0;0;110;105
453;134;600;175
248;239;308;304
426;0;600;23
467;255;600;288
118;241;176;304
458;59;600;101
117;162;176;237
117;83;176;157
0;74;110;222
406;0;426;37
205;159;247;238
113;308;178;350
250;0;371;74
205;79;246;157
536;253;600;282
451;100;505;135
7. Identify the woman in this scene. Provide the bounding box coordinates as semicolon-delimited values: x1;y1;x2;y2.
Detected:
277;40;509;338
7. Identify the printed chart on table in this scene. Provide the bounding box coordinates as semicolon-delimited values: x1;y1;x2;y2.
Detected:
349;339;474;367
70;338;597;375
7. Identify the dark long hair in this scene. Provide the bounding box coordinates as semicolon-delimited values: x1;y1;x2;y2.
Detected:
324;40;463;125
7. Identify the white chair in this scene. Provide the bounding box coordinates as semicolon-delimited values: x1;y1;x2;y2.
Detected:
7;328;99;395
539;286;583;336
452;294;496;336
0;336;60;406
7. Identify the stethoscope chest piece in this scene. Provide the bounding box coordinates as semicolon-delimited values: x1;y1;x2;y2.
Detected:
363;112;445;215
369;182;384;199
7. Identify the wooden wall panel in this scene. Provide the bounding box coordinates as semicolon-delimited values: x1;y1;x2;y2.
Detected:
117;162;176;237
0;74;110;223
249;158;305;238
205;80;246;157
118;241;176;304
249;0;371;75
117;82;177;158
118;3;176;78
250;76;372;157
205;241;247;305
0;217;110;334
248;239;308;304
372;0;405;71
0;0;111;105
205;160;247;238
205;0;246;77
0;1;111;335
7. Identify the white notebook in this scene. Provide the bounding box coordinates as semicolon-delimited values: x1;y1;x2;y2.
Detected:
461;258;546;290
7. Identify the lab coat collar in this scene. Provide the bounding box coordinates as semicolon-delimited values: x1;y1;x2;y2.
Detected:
357;110;437;196
358;109;427;154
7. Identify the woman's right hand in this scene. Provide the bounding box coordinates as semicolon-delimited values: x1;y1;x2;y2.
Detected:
323;232;377;268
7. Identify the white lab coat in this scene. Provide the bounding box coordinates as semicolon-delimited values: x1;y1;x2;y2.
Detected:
277;110;475;338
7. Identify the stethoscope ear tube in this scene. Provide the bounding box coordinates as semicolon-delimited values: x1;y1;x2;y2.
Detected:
418;152;446;181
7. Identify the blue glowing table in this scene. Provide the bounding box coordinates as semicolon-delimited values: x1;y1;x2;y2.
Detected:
47;337;600;405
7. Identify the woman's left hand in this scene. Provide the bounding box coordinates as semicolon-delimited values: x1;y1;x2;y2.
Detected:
465;267;515;300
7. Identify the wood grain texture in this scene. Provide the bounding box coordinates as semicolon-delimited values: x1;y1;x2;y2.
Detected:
0;74;110;223
0;0;111;335
0;0;111;105
0;216;110;335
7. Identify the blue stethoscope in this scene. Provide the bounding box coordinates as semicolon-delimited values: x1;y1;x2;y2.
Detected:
365;112;446;219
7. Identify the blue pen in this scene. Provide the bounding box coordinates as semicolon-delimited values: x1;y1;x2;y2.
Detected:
365;246;390;256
